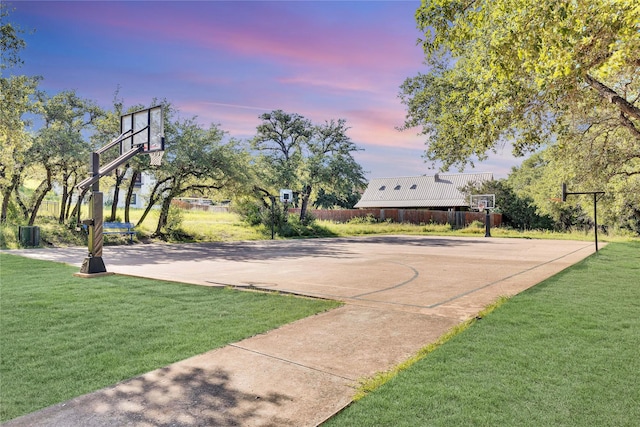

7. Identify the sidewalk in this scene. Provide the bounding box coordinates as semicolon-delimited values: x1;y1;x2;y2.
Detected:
2;236;596;426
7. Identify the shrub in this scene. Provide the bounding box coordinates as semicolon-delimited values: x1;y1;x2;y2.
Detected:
468;220;484;229
233;199;263;226
347;214;378;224
165;205;184;234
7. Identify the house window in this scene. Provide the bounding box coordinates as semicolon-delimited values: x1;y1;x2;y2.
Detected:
394;185;401;190
131;193;137;205
379;185;386;190
410;184;417;189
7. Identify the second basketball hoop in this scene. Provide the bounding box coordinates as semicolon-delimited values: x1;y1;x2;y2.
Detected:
470;194;495;211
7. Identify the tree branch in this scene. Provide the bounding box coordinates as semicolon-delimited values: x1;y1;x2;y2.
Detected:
584;74;640;123
620;112;640;139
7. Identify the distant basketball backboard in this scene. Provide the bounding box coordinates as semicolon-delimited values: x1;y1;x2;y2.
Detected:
470;194;495;211
120;105;164;154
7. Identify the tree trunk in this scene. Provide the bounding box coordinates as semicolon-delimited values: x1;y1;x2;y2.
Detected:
28;169;53;226
65;173;78;221
0;186;11;223
154;195;173;236
14;183;29;220
1;173;20;223
70;187;89;225
299;184;312;222
109;168;127;222
124;170;139;224
58;170;70;223
137;178;169;227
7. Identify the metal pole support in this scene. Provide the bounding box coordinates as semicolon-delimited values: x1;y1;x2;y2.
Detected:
270;196;275;240
484;209;491;238
560;183;605;252
78;152;107;275
79;191;107;274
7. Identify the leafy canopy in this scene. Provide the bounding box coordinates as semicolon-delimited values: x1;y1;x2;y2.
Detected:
401;0;640;171
252;110;366;219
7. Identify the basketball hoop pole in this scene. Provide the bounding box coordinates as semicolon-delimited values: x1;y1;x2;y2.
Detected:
471;194;492;238
561;183;605;251
75;106;164;277
484;208;491;238
77;152;108;275
76;141;145;276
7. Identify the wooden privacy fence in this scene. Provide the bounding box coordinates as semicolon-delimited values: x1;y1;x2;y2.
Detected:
288;208;502;228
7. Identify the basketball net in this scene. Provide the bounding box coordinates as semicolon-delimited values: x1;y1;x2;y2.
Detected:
149;151;164;166
477;202;487;211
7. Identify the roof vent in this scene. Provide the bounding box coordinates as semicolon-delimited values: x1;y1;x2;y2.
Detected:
379;185;386;190
410;184;417;189
394;185;401;190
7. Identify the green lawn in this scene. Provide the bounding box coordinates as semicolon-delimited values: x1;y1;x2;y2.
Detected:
324;241;640;426
0;254;340;422
2;209;636;249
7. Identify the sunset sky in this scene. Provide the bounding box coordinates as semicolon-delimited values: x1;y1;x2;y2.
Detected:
9;0;521;179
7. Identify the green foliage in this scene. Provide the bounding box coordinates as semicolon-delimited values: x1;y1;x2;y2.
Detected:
0;222;16;248
347;214;379;225
260;201;289;236
313;187;361;209
233;198;263;226
507;150;639;235
251;110;366;221
164;204;184;235
0;5;42;223
467;220;483;229
402;0;640;177
0;3;28;70
234;197;327;238
16;90;103;225
463;178;556;230
140;112;252;236
276;214;333;238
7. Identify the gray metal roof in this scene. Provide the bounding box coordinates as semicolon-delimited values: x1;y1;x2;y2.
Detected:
354;172;493;208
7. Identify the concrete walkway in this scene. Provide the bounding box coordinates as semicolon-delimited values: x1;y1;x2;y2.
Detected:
2;236;596;426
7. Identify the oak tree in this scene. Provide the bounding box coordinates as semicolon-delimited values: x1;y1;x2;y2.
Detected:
0;4;40;223
252;110;366;222
401;0;640;174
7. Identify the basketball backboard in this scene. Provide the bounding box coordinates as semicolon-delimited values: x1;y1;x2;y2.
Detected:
120;105;164;154
470;194;495;211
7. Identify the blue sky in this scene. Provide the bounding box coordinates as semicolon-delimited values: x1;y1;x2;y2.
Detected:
8;0;522;179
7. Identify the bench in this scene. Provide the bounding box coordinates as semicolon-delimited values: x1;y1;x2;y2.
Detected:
103;222;136;243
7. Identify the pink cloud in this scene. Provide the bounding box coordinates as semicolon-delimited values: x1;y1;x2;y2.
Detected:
277;75;378;95
31;2;423;72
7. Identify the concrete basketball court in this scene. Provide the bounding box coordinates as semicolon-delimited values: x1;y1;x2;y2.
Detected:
3;235;596;426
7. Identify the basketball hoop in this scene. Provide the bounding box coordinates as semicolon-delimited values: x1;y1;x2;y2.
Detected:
149;151;164;166
470;194;495;211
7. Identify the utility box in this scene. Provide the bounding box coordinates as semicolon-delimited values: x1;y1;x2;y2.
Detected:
18;226;40;247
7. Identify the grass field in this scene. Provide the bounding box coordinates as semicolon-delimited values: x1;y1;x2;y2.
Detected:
2;209;636;250
0;254;340;422
324;241;640;426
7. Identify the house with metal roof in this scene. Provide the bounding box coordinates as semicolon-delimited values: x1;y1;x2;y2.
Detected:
354;172;493;210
